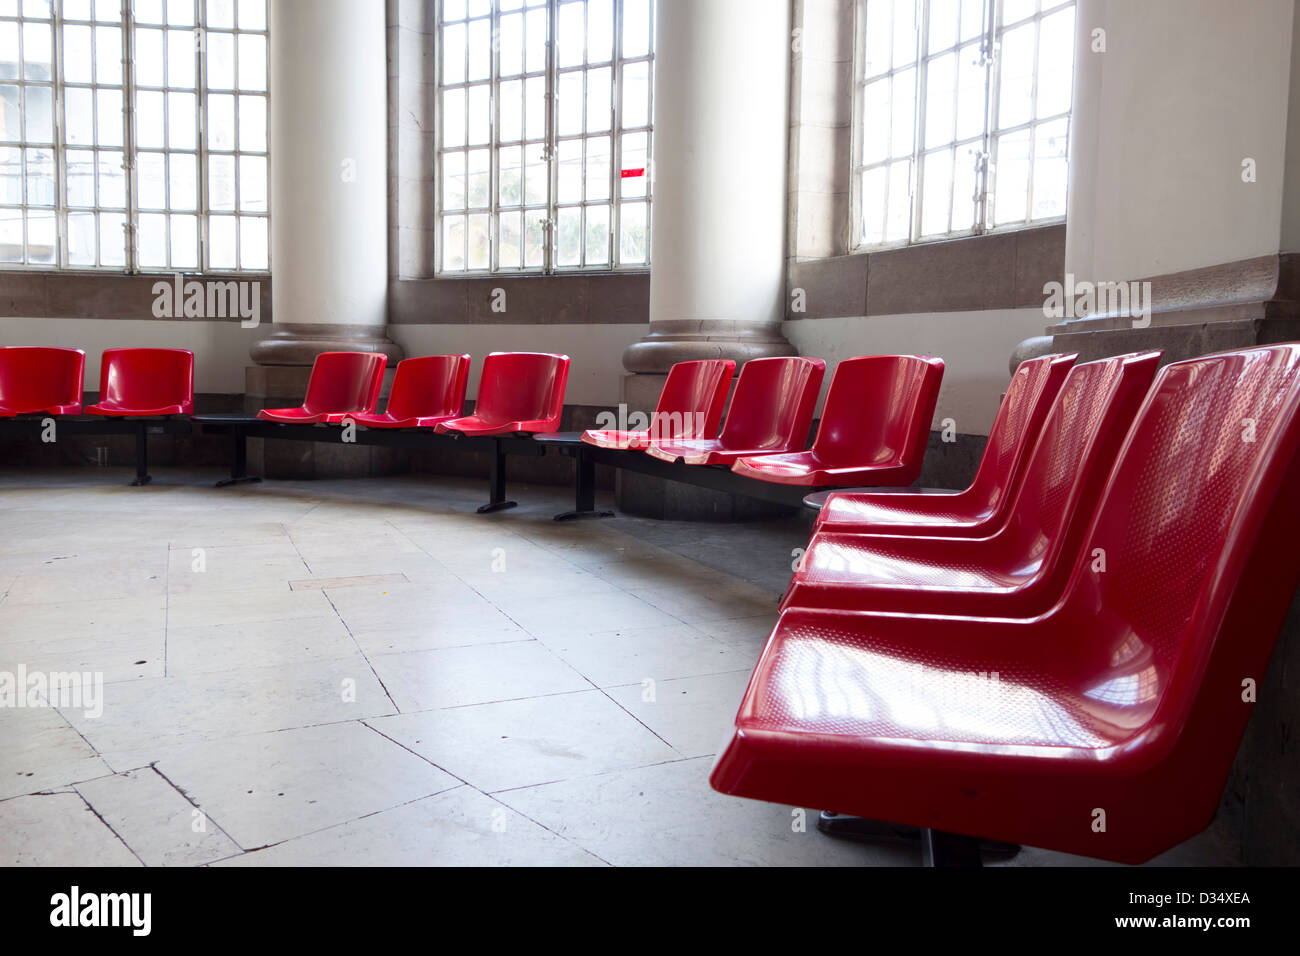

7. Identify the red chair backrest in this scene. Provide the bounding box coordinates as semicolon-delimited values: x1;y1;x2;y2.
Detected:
999;350;1160;564
474;352;570;426
384;354;471;419
718;356;827;452
966;352;1076;511
300;352;388;415
809;355;944;467
98;348;194;412
1066;346;1300;757
0;347;85;411
651;359;735;440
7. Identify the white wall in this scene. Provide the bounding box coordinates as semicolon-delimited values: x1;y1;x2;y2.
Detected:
388;323;647;406
783;308;1050;435
1067;0;1295;281
0;317;266;392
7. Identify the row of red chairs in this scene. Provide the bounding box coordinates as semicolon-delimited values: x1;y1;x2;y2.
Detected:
0;346;195;417
580;354;945;487
709;344;1300;864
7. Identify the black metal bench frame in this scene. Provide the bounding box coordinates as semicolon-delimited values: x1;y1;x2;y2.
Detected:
191;415;546;513
0;416;193;486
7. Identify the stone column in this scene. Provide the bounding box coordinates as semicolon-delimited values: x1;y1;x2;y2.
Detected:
249;0;403;384
621;0;797;389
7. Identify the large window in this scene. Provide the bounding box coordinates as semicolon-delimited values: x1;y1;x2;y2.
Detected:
0;0;268;271
435;0;653;275
853;0;1075;249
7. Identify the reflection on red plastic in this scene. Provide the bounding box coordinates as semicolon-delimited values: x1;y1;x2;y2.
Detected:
620;168;645;178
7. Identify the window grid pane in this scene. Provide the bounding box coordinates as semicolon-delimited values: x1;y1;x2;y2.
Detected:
0;0;269;272
435;0;654;276
853;0;1075;250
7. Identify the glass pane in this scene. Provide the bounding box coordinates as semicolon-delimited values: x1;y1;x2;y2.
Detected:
138;211;167;267
586;135;609;200
466;147;489;207
955;40;985;142
207;31;235;89
555;204;580;266
239;94;266;151
885;158;911;241
237;0;266;31
557;138;581;203
587;0;612;63
466;211;489;269
1002;0;1037;26
207;92;235;149
466;83;489;144
1031;118;1068;219
166;0;196;27
138;151;167;208
441;88;465;148
997;21;1034;129
67;211;96;265
237;33;266;90
928;0;959;53
25;85;53;142
167;90;195;148
924;51;955;149
167;28;195;87
22;22;51;82
992;127;1030;224
497;209;520;268
0;25;14;81
239;215;266;268
523;141;546;205
523;209;545;267
557;71;582;136
524;6;546;73
134;28;164;86
621;60;648;128
557;1;584;69
442;149;465;210
920;148;953;236
208;151;236;210
207;0;235;30
467;17;491;83
618;201;646;264
499;79;523;142
585;202;609;264
65;149;95;206
208;214;237;268
862;0;892;78
0;208;21;262
0;86;16;142
94;25;121;85
860;78;890;166
1037;5;1075;117
97;210;123;266
95;88;122;146
170;212;197;267
620;131;646;198
442;23;466;85
586;66;610;133
959;0;984;41
891;0;918;68
239;153;266;211
135;0;164;24
889;67;915;159
169;151;196;209
65;87;96;145
62;25;93;84
524;75;545;140
951;141;980;231
497;144;521;206
0;146;18;203
623;0;650;58
500;13;524;76
25;146;52;205
98;149;125;208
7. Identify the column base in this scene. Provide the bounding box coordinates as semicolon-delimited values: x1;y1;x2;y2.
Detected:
249;322;405;367
621;319;796;373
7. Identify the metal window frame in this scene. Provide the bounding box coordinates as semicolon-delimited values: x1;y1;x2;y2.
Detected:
433;0;654;277
0;0;270;274
850;0;1072;253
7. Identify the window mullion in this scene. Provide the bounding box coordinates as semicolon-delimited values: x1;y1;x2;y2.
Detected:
122;0;138;272
544;0;558;274
910;0;927;244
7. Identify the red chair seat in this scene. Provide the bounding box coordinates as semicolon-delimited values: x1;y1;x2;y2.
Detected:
83;348;194;416
350;354;471;429
814;353;1075;534
0;347;86;416
434;352;569;436
581;359;735;450
713;344;1300;864
257;351;388;424
732;355;944;487
643;357;826;465
783;352;1161;616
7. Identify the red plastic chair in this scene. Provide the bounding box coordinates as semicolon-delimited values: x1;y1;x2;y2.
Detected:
643;356;827;465
349;354;470;428
782;351;1160;617
582;359;735;450
730;354;944;487
814;353;1076;535
434;352;569;436
257;351;388;424
0;347;86;416
712;344;1300;864
84;348;194;416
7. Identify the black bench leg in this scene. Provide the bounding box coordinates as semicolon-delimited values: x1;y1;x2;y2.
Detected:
817;811;1018;866
131;421;152;486
215;425;262;487
477;439;517;513
554;446;614;521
